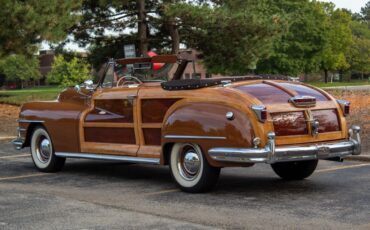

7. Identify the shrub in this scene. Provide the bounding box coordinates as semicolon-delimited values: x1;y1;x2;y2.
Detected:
47;55;91;87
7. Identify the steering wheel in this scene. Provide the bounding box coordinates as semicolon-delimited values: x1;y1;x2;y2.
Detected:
116;76;143;87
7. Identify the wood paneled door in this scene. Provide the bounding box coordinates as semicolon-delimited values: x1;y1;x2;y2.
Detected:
80;86;140;156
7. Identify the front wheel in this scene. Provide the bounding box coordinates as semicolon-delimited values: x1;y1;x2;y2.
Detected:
169;143;220;193
30;126;65;172
271;160;318;180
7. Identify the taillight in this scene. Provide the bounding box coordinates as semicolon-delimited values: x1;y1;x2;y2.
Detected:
289;95;316;107
252;105;267;123
337;100;350;116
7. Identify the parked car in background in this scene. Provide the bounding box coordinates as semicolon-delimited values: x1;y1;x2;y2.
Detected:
13;55;362;193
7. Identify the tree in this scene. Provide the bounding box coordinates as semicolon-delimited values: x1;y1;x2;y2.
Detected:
320;8;353;83
347;20;370;79
0;55;40;88
71;0;178;58
361;1;370;25
256;1;333;76
0;0;82;57
165;0;286;75
47;55;91;87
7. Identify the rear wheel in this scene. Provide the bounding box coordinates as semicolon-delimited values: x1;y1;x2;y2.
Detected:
271;160;318;180
169;143;220;193
30;126;65;172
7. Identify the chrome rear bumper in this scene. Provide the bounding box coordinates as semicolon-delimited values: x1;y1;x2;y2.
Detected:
208;125;361;164
12;138;25;150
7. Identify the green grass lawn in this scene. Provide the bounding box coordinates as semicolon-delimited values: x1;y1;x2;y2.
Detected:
1;80;369;106
0;87;62;106
304;80;370;88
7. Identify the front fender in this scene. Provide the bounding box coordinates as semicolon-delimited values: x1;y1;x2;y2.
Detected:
19;101;87;152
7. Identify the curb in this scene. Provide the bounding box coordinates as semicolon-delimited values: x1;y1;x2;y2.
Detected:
346;155;370;162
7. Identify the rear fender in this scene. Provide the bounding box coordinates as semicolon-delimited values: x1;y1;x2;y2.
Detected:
161;99;255;167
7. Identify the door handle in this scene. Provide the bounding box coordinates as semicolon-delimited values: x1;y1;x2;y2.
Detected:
127;95;137;104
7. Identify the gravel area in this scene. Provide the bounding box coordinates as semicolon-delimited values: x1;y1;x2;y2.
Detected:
0;104;19;138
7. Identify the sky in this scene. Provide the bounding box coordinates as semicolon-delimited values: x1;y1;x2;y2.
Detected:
321;0;368;13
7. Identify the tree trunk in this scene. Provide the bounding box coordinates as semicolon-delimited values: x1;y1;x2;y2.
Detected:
324;69;328;83
137;0;148;56
361;71;364;80
167;17;179;54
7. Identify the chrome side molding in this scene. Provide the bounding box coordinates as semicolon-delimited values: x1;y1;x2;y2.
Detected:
164;135;226;140
17;119;45;123
55;152;160;164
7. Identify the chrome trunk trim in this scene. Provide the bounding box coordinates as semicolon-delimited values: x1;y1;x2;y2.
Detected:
289;95;316;107
208;126;361;164
55;152;160;164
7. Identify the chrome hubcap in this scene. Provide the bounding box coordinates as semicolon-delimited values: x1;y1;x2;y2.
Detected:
36;137;51;163
177;145;201;181
183;151;200;175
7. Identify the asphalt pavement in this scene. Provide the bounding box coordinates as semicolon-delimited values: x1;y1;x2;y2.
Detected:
1;139;370;230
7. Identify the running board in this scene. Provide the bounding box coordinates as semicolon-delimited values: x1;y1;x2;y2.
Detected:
55;152;160;165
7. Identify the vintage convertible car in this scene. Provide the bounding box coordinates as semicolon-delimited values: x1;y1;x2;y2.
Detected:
12;55;362;192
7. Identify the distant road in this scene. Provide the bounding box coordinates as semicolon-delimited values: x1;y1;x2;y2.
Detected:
321;85;370;91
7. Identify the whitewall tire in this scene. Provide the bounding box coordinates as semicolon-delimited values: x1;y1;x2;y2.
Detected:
169;143;220;193
30;126;65;172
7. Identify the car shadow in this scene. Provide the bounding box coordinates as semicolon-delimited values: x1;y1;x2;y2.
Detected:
59;160;333;196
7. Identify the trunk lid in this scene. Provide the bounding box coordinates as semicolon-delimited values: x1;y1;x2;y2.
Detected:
234;81;345;145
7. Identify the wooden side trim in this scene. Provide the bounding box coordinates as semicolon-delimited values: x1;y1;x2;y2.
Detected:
275;131;345;145
81;142;138;156
137;145;161;158
267;101;337;113
141;123;162;128
83;122;134;128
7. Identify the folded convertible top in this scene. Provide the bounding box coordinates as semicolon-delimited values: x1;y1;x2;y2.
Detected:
161;75;291;91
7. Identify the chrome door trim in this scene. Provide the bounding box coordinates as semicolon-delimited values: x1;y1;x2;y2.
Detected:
55;152;160;164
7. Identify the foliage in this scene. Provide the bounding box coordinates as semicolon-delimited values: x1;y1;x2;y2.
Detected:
166;0;287;75
347;20;370;78
71;0;181;61
321;9;352;70
0;55;40;82
0;0;82;57
47;55;91;87
361;1;370;25
256;0;329;75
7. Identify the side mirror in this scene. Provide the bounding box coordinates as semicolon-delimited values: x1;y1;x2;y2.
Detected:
75;80;94;93
74;84;81;92
83;80;94;90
